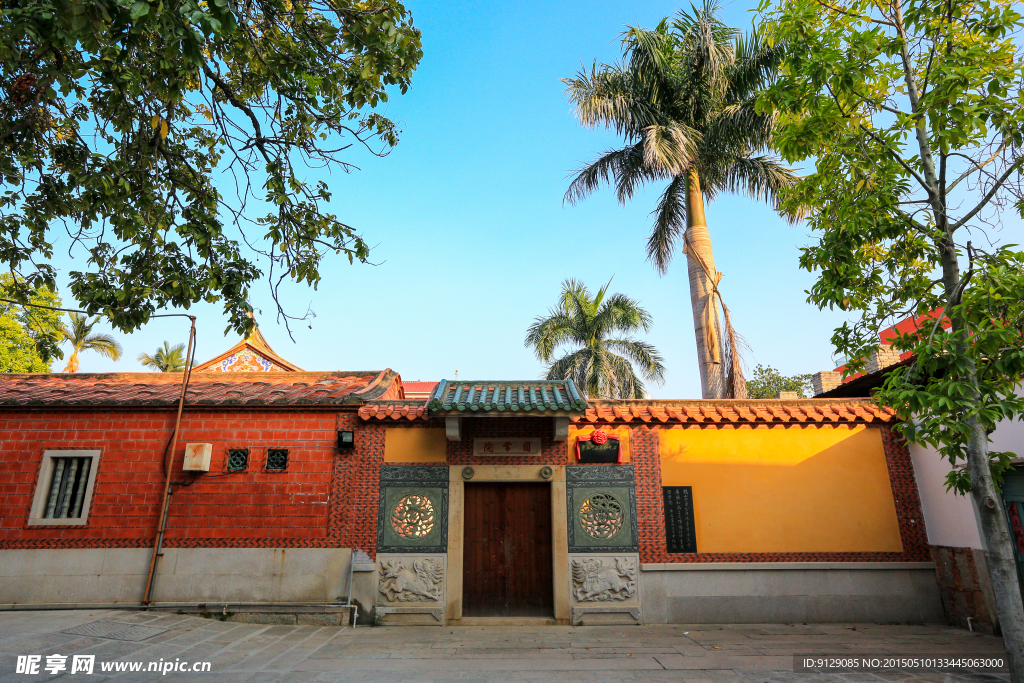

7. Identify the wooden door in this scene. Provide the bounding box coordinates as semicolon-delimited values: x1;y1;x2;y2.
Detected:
463;482;553;617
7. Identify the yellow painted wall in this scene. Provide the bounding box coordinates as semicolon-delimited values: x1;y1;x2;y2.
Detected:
384;427;447;463
659;426;903;553
567;426;631;463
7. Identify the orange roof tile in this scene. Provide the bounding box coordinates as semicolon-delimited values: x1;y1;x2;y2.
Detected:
573;399;895;426
358;400;429;421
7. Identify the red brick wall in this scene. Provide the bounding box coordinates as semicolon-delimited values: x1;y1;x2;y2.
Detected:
3;411;930;566
931;545;998;633
0;409;365;550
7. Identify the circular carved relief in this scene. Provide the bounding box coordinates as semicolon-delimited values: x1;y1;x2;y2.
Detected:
391;494;435;539
579;493;623;539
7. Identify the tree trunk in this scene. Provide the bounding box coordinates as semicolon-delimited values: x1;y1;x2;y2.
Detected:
940;238;1024;681
967;410;1024;678
684;169;726;399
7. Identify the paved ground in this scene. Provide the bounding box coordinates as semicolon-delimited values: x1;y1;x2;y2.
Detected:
0;610;1010;683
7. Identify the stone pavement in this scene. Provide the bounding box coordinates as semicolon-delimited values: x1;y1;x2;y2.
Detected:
0;610;1009;683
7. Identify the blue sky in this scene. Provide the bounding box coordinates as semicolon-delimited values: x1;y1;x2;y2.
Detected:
63;0;867;395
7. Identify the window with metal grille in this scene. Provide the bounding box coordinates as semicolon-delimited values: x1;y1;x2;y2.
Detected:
266;449;289;471
227;448;249;471
28;450;101;527
42;457;92;519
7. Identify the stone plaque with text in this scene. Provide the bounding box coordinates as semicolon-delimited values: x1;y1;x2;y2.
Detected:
662;486;697;554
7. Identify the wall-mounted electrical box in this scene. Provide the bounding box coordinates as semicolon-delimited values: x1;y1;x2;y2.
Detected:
183;443;213;471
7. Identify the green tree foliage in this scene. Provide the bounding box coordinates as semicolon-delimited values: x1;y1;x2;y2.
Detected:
60;313;123;372
563;1;796;398
760;0;1024;674
0;275;62;372
0;0;422;335
138;341;188;372
525;278;666;399
745;364;811;398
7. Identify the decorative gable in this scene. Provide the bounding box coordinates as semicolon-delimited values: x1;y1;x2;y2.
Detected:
192;328;304;373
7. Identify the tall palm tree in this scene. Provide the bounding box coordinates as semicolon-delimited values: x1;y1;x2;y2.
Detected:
525;278;666;399
563;1;796;399
60;313;122;373
138;342;188;372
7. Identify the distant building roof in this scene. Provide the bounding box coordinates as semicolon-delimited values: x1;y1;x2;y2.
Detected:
402;381;438;400
0;370;403;408
192;328;304;373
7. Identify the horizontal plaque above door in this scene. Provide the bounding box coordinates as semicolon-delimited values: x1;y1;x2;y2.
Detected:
473;437;540;456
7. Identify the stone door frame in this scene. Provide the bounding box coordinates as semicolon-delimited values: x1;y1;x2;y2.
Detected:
446;465;569;623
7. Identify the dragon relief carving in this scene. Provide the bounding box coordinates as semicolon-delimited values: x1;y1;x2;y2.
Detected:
571;557;637;602
378;559;443;602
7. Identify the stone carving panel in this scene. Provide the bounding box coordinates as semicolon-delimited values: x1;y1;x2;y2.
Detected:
566;465;638;553
571;557;637;602
377;466;449;553
579;493;624;539
378;558;444;602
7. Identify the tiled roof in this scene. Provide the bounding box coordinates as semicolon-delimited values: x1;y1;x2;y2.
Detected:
359;400;430;421
427;380;587;414
0;370;400;408
402;381;438;400
576;400;896;425
359;397;893;424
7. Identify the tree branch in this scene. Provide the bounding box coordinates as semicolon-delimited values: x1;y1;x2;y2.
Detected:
951;157;1024;230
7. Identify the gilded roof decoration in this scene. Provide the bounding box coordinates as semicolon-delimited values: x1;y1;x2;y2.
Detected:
192;328;304;373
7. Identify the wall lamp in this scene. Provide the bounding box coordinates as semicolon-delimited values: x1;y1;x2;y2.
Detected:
337;430;355;450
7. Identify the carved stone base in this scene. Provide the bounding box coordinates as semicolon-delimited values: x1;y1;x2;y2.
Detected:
375;553;447;625
571;606;641;626
568;553;642;625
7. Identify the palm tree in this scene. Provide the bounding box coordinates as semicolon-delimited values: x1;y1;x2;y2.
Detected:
60;313;122;373
138;342;188;372
563;1;796;399
525;278;666;399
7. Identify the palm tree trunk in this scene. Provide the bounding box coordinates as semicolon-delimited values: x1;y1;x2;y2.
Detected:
684;169;726;399
62;352;79;374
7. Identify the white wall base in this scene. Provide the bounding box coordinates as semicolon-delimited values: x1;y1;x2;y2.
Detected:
641;562;943;624
0;548;365;608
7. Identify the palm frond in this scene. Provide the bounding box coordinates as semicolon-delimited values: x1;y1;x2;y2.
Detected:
620;25;676;96
702;102;776;158
563;64;665;136
721;155;800;220
604;352;648;398
83;333;122;360
525;312;579;362
728;27;783;102
528;279;664;399
606;337;667;384
593;292;653;336
641;123;700;175
646;174;688;273
564;143;660;207
545;348;593;394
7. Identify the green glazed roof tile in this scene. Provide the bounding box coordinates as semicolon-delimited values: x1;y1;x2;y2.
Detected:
427;380;586;413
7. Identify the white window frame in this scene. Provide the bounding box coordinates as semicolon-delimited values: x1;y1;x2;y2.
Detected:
27;450;102;526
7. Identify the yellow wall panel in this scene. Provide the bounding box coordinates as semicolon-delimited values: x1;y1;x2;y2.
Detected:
384;427;448;463
658;425;903;553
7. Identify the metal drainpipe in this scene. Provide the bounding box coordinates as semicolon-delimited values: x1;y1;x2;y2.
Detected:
142;317;196;606
345;549;357;627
